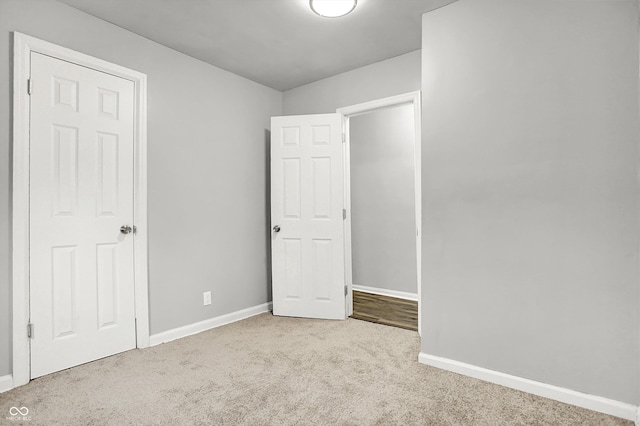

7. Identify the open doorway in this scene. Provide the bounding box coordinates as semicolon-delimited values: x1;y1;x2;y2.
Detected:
338;92;422;334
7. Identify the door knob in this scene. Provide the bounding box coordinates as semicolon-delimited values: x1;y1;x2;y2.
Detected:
273;225;281;233
120;225;133;235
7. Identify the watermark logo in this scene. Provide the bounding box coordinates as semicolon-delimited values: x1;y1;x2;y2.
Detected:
6;407;31;422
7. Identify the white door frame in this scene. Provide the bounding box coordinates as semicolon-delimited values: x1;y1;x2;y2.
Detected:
337;91;422;335
12;32;149;387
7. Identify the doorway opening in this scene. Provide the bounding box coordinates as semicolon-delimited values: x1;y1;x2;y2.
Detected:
337;92;422;334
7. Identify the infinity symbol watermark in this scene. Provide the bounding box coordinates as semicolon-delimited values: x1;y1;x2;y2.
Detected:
7;406;31;422
9;407;28;416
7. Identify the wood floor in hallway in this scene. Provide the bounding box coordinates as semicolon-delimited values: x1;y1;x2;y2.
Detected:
351;290;418;331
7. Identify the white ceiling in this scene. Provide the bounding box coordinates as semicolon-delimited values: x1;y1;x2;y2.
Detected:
58;0;457;91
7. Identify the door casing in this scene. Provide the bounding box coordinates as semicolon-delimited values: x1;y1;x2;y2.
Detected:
337;91;422;335
11;32;149;387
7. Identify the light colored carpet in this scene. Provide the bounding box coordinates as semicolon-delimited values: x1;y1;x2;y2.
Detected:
0;313;631;425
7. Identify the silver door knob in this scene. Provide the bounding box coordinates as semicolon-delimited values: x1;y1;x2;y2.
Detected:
120;225;133;235
273;225;281;233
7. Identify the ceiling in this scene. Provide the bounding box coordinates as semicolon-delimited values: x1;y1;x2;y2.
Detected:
58;0;457;91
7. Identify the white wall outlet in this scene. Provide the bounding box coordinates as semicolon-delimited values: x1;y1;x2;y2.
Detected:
203;291;212;306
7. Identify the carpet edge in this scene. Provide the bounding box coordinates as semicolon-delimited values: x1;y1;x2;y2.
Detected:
149;302;273;346
418;352;638;422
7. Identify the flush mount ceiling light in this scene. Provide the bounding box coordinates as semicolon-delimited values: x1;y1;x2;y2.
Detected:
310;0;357;18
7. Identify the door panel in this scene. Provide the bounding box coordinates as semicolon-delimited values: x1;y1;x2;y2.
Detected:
29;52;136;378
271;114;346;320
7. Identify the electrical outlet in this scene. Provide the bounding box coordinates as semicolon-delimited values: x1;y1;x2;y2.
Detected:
203;291;212;306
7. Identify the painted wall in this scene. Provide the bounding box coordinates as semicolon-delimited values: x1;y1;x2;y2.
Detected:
283;50;420;115
421;0;639;404
0;0;282;377
350;104;416;294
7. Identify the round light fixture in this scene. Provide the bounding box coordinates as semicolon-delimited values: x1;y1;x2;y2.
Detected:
310;0;357;18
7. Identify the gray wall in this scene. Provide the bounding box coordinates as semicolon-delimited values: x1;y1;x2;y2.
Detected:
350;104;416;294
421;0;639;404
283;50;420;115
0;0;282;377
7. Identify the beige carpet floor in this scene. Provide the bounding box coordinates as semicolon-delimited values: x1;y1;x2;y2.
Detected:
0;313;632;425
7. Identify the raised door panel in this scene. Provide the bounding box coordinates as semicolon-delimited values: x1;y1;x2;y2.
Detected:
53;77;79;111
283;239;303;300
311;157;332;220
98;88;119;119
311;125;331;146
51;246;77;339
96;243;118;329
282;159;301;220
282;126;300;147
311;239;332;301
52;125;79;217
96;132;119;216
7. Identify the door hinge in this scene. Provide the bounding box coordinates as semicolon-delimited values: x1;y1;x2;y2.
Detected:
343;209;346;220
342;133;346;144
27;78;32;95
27;323;33;339
344;285;348;296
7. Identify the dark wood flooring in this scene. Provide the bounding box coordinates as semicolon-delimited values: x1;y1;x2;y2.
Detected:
351;290;418;331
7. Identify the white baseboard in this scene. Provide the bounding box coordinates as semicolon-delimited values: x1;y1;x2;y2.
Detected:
0;374;14;393
352;284;418;301
419;353;638;422
149;302;272;346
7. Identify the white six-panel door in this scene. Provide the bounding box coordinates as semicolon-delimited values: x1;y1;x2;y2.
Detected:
271;114;346;320
29;52;136;378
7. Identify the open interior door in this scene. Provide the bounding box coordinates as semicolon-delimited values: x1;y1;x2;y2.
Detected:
271;114;346;320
